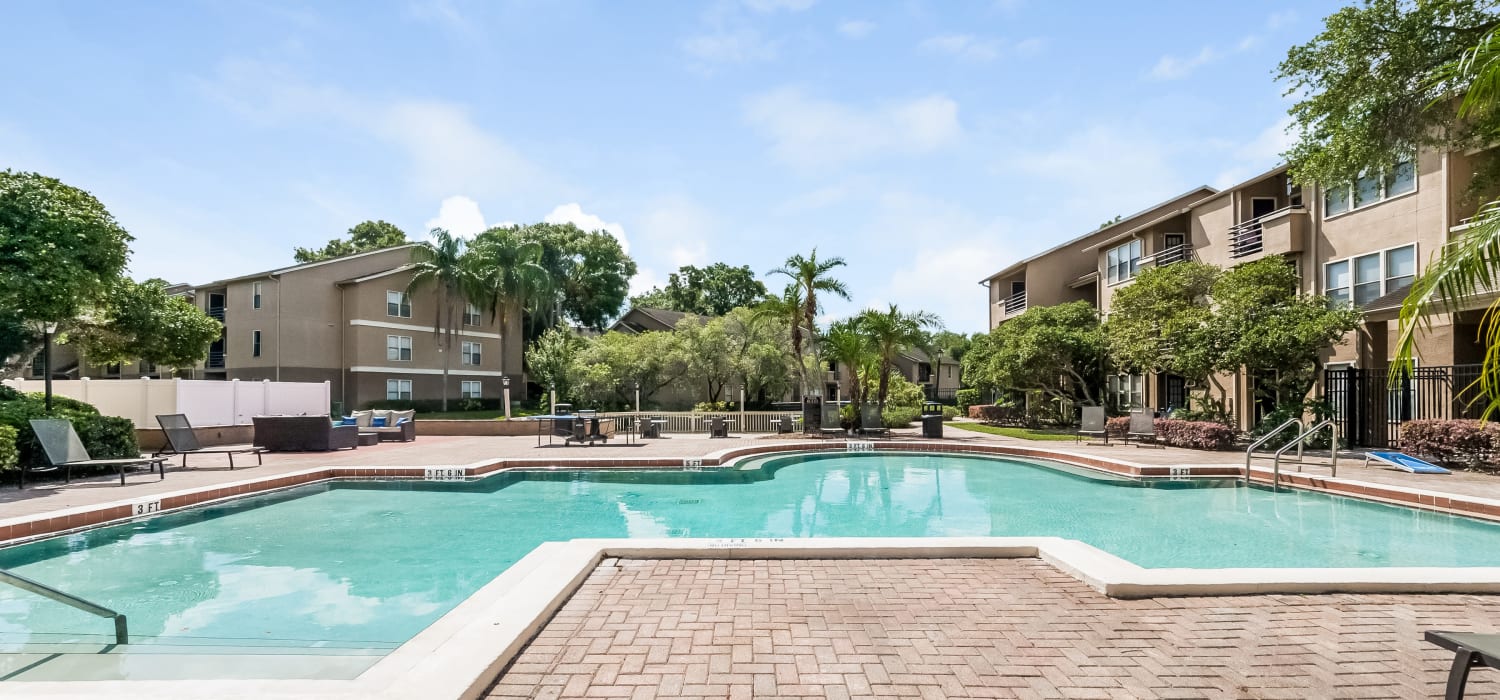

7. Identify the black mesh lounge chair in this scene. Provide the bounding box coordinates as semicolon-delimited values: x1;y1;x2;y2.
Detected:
154;414;265;469
1125;409;1160;447
820;402;845;437
858;404;890;438
1076;406;1108;444
1426;631;1500;700
25;419;168;488
708;416;729;438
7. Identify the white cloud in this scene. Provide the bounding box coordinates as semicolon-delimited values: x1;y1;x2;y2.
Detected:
424;195;488;238
744;0;815;11
1013;37;1045;56
1212;116;1297;187
1008;125;1191;221
920;34;1002;62
630;266;667;296
199;60;548;200
544;203;629;252
1149;46;1220;80
743;87;963;170
836;19;875;38
669;242;708;268
1267;10;1297;29
681;28;779;65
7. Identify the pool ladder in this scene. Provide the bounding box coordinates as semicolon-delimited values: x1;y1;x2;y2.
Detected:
0;568;128;645
1243;419;1339;490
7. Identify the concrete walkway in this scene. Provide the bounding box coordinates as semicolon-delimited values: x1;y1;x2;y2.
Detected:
487;558;1500;699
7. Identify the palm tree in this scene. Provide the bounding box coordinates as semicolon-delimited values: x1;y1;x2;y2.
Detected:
754;284;807;392
408;228;473;412
769;249;849;397
821;318;874;411
857;304;940;409
466;226;553;378
1396;27;1500;415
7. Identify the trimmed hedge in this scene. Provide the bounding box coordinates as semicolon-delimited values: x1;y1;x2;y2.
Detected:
882;406;922;429
0;425;16;474
969;404;1024;425
1400;420;1500;468
1105;416;1235;450
955;388;981;412
365;398;504;412
0;393;139;471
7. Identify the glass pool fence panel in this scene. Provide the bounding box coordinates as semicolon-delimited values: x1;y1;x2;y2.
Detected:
1325;364;1485;448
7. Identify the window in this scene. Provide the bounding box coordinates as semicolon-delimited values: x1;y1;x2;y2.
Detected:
1325;260;1351;305
827;360;838;372
1106;239;1143;284
460;380;482;399
252;282;263;310
386;379;413;401
1324;158;1415;216
105;363;122;376
387;291;411;318
140;361;157;375
917;363;932;382
1324;244;1418;307
252;330;262;358
29;353;44;378
463;303;481;326
1353;253;1382;305
387;335;412;362
461;341;482;366
1107;374;1143;410
1386;244;1416;291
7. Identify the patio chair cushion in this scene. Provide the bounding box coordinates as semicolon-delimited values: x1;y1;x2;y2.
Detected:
372;417;387;427
339;417;357;426
391;409;415;425
351;410;373;428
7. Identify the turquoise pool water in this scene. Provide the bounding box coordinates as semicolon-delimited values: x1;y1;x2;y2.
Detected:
2;452;1499;653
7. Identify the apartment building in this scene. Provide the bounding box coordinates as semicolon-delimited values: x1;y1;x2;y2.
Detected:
39;246;525;410
981;146;1498;442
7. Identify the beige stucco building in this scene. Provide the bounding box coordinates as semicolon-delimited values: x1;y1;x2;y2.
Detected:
35;246;525;411
981;146;1497;440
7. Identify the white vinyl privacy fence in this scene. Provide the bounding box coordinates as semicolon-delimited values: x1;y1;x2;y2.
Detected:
2;378;332;428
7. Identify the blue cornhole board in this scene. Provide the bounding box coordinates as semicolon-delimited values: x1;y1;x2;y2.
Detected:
1366;451;1452;475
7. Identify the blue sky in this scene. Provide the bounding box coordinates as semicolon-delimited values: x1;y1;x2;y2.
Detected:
0;0;1343;332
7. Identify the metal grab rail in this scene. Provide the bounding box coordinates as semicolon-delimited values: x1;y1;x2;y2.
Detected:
0;569;128;645
1244;418;1302;485
1272;419;1339;489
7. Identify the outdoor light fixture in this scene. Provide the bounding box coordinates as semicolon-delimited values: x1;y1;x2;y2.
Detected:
41;321;58;413
502;375;512;420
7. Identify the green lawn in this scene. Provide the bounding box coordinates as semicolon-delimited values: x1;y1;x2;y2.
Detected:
949;423;1079;441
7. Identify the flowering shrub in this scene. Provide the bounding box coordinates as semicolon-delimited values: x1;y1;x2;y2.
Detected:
1400;420;1500;468
1104;416;1234;450
970;404;1023;425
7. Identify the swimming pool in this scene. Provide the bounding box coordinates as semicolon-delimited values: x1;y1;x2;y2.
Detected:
2;451;1498;676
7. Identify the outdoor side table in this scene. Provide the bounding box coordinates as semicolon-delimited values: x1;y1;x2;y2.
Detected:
357;432;380;447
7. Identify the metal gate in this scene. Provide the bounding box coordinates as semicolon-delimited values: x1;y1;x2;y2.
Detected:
1325;364;1487;448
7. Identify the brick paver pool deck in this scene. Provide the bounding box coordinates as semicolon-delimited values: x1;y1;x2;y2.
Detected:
486;558;1500;699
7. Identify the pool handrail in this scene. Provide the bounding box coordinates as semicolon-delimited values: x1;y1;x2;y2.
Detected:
1244;418;1302;485
0;568;128;645
1271;419;1339;489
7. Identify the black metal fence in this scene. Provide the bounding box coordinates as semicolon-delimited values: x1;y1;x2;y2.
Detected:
1325;364;1487;448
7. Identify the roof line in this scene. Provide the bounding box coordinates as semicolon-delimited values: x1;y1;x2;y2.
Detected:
195;244;420;287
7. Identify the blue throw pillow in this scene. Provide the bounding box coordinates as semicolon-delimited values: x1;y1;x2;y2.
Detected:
372;417;387;427
340;417;356;426
395;418;409;425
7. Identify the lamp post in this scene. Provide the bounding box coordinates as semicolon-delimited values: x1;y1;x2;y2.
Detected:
41;322;58;414
633;381;641;413
549;385;557;417
502;375;512;420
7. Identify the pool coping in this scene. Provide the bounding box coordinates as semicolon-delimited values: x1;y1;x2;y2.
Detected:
4;439;1499;550
10;536;1500;699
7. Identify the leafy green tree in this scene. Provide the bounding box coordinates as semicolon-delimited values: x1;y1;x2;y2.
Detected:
526;327;583;401
856;304;941;408
628;287;674;310
294;220;408;263
673;315;737;403
769;249;849;399
0;170;131;376
1212;258;1361;409
964;301;1106;406
1278;1;1500;188
467;226;552;375
569;331;686;408
631;263;768;316
70;278;222;372
509;223;636;331
722;307;793;406
1104;261;1224;402
407;229;474;411
754;284;810;392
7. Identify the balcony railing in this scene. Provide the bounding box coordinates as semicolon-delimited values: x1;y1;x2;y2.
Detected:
206;351;226;369
207;306;225;322
1228;205;1306;259
1001;290;1026;315
1147;244;1194;267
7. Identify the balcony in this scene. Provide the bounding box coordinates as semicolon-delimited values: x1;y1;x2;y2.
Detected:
207;306;225;322
1000;290;1026;316
1145;244;1194;267
1227;206;1308;261
206;351;226;369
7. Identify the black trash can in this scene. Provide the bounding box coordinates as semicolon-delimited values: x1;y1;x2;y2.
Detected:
921;402;944;439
